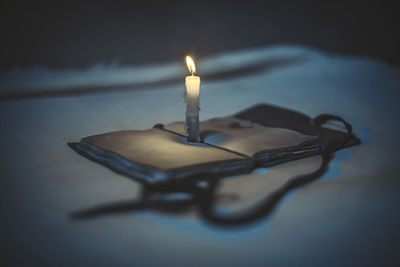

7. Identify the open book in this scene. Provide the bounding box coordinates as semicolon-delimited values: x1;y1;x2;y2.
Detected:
69;104;360;185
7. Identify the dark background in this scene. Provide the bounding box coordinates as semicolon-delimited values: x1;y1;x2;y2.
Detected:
0;0;399;70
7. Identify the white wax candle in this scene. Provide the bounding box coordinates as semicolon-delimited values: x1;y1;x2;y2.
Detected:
185;56;201;142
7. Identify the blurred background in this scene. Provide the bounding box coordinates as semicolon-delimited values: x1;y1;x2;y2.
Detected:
1;0;399;70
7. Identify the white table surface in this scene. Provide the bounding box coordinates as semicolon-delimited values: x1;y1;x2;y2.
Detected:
1;45;399;267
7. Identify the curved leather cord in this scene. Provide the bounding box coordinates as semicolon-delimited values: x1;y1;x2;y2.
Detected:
198;114;354;226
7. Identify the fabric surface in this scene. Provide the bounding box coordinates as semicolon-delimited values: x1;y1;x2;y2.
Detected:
1;45;399;266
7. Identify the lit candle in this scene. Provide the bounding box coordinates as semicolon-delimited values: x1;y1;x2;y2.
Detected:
184;56;201;142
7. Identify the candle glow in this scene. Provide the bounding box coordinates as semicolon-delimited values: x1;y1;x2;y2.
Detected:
186;56;196;74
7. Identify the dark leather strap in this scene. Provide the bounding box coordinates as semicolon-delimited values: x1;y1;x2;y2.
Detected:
198;114;353;226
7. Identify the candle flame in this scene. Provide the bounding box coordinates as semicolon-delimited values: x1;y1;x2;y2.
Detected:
186;56;196;75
